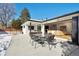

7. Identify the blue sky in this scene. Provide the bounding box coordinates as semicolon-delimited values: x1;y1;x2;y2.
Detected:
16;3;79;20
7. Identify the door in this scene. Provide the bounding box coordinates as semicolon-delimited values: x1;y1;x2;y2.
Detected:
72;16;78;45
45;26;49;33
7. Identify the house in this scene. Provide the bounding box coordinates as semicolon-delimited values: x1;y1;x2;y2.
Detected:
21;19;42;34
0;22;3;30
0;22;7;30
21;11;79;37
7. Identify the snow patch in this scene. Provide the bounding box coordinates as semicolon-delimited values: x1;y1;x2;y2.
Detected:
0;34;11;56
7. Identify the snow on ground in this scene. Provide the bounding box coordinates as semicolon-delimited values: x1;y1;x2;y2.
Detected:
6;33;79;56
1;30;79;56
0;31;11;56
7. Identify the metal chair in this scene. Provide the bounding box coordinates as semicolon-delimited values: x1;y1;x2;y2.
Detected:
30;34;46;48
33;35;46;48
30;34;36;46
30;34;40;48
46;34;57;50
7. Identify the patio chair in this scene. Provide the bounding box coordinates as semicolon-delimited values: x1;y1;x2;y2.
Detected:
30;34;36;46
30;34;40;46
37;36;47;47
60;41;76;56
33;35;47;48
46;34;57;50
30;34;47;48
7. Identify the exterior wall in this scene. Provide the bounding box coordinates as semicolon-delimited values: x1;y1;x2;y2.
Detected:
21;21;41;34
34;25;37;31
22;24;39;34
22;25;30;34
21;19;72;35
45;20;72;34
48;24;57;30
43;13;79;34
57;20;72;34
41;24;45;36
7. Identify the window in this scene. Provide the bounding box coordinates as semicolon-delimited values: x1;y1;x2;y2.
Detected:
60;26;67;32
37;25;41;31
31;26;34;30
52;24;57;30
23;26;25;28
28;26;34;30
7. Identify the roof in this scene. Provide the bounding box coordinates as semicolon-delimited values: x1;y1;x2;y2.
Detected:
43;11;79;22
28;20;42;23
21;20;42;26
21;11;79;26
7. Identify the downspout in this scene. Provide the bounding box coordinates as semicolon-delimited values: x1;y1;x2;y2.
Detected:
30;22;31;34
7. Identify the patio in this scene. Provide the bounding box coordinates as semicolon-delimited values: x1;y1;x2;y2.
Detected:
6;33;78;56
6;34;62;56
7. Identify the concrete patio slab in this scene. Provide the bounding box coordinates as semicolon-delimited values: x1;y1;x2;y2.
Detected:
6;34;63;56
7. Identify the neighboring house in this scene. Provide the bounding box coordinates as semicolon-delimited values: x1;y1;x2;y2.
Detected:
21;11;79;36
0;22;6;30
0;22;3;30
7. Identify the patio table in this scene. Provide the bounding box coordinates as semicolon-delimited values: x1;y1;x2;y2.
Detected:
30;34;47;48
34;34;47;43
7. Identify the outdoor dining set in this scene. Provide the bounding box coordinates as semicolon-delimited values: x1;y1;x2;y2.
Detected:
29;33;77;56
30;33;58;50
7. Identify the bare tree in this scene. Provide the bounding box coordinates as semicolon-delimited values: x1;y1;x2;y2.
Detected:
0;3;15;29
